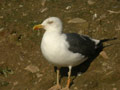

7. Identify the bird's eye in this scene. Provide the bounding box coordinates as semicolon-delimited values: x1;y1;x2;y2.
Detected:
47;21;53;24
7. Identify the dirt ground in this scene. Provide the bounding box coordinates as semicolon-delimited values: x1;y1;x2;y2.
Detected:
0;0;120;90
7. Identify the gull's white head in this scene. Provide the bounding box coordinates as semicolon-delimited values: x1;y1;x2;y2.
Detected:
33;17;63;32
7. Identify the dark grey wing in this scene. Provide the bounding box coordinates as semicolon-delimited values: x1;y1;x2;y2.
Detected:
65;33;96;57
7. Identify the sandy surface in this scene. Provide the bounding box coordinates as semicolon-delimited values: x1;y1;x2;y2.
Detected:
0;0;120;90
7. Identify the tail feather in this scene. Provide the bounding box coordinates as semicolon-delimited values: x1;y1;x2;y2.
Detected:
100;37;117;43
96;37;117;51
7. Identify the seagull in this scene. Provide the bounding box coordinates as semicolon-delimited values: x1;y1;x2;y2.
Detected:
33;17;116;90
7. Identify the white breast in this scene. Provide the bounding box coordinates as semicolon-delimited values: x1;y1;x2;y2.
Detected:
41;31;87;67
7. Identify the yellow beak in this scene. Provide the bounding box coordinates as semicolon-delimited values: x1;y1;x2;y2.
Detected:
33;24;44;30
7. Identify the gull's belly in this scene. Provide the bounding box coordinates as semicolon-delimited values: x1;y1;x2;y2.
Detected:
41;40;87;67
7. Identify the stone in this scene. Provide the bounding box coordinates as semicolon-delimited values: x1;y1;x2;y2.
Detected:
88;0;95;5
25;64;39;73
68;18;87;24
0;28;4;32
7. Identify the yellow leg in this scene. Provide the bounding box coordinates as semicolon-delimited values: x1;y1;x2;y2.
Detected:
66;66;72;88
48;67;61;90
61;66;72;90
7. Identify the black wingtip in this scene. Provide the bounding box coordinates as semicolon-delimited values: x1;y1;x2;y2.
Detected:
100;37;117;43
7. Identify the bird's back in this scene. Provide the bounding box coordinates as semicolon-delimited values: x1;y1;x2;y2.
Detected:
65;33;99;57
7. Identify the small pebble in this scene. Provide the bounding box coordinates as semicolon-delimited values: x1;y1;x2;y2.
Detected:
41;0;46;6
8;3;11;7
38;78;42;82
19;5;23;8
88;0;95;5
66;6;71;10
13;81;18;86
74;86;78;90
14;19;17;22
1;8;4;10
23;13;27;16
93;13;97;20
0;28;4;32
113;88;117;90
36;73;43;78
41;8;48;13
84;84;88;87
17;62;21;65
25;64;40;73
0;16;4;19
28;60;31;63
68;18;87;24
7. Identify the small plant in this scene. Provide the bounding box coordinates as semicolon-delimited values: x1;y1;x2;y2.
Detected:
0;67;14;77
0;81;9;87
